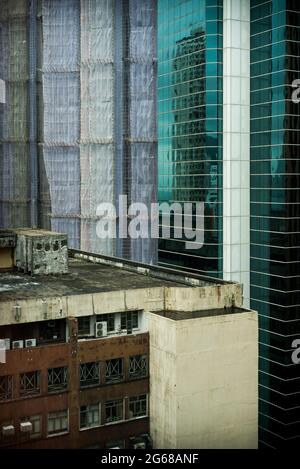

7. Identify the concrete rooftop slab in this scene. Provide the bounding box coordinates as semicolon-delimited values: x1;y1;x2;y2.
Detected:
0;257;190;301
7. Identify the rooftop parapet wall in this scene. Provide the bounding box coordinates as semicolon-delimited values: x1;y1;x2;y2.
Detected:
0;250;243;326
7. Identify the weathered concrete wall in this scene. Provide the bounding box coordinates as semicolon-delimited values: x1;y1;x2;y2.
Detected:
164;283;243;311
14;230;68;275
148;313;177;448
0;282;243;327
0;287;165;326
149;310;258;449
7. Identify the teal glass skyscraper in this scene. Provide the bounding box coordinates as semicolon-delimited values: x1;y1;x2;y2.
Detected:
158;0;223;278
250;0;300;448
158;0;300;448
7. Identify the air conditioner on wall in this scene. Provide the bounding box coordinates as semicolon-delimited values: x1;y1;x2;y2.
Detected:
12;340;24;349
2;425;15;436
133;441;146;449
20;421;33;433
95;321;107;338
25;339;37;348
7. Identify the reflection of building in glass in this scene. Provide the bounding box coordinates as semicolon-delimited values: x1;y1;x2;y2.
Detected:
158;0;223;277
158;0;300;449
250;0;300;449
172;29;206;202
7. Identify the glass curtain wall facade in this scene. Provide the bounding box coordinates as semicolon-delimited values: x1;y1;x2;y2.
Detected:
157;0;223;277
250;0;300;448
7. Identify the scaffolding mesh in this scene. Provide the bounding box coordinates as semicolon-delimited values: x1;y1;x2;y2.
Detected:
0;0;157;264
39;0;81;248
127;0;157;263
80;0;115;255
0;0;30;228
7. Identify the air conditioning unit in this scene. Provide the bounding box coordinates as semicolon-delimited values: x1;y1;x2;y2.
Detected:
133;441;146;449
20;421;33;433
12;340;24;349
4;338;10;350
95;321;107;338
2;425;15;436
25;338;36;348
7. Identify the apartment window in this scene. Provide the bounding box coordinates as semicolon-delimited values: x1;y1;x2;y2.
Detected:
129;395;147;419
0;375;12;401
48;367;68;392
19;371;40;396
105;358;124;384
80;362;100;388
78;317;91;336
121;311;139;331
96;314;115;333
105;399;124;424
129;355;148;379
30;415;41;438
47;410;68;436
39;320;63;344
80;404;100;430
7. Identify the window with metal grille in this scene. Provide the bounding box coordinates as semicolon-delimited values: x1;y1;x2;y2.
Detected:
0;375;12;401
96;314;115;333
47;410;68;436
48;367;68;392
120;311;139;331
129;394;147;418
79;362;100;388
105;399;124;424
80;404;100;430
78;317;91;336
129;354;148;379
105;358;124;384
19;371;40;396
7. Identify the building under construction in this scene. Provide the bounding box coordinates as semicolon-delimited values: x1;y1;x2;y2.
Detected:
0;0;157;263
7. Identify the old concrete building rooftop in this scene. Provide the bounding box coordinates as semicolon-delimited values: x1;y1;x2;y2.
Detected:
0;257;189;301
0;248;246;327
154;307;250;321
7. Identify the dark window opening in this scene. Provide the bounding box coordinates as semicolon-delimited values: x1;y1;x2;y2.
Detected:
105;358;124;384
79;362;100;388
20;371;40;396
121;311;139;332
48;367;68;393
